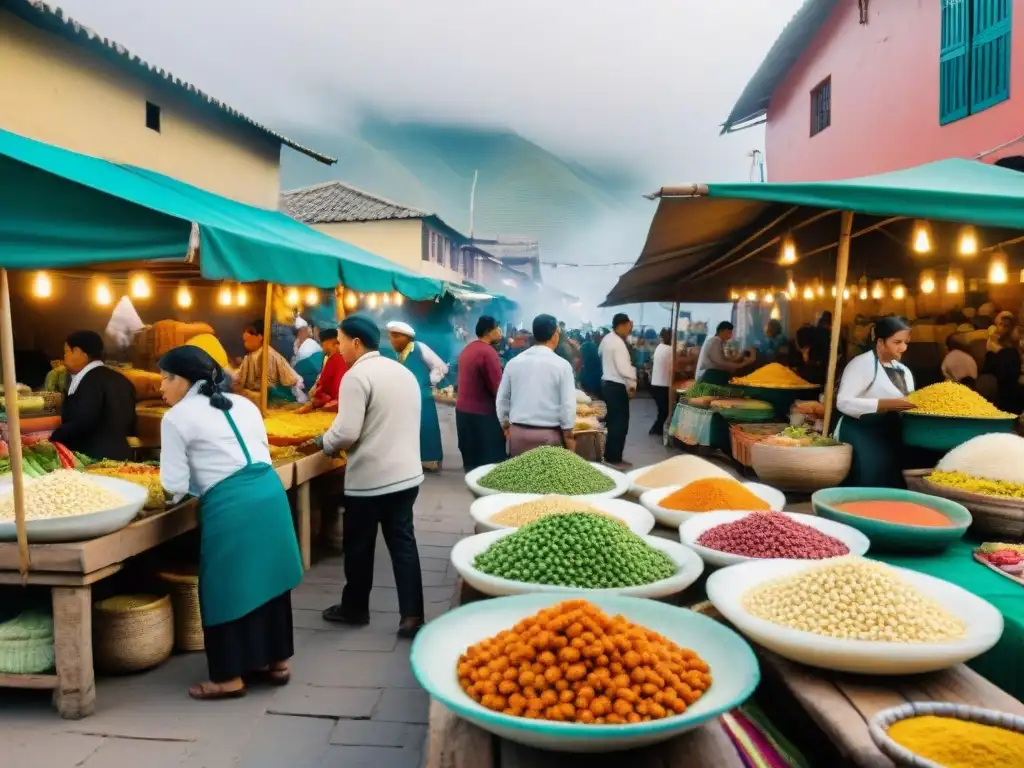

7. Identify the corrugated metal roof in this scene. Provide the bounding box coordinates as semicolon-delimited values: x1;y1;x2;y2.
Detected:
720;0;840;133
280;180;429;224
4;0;335;165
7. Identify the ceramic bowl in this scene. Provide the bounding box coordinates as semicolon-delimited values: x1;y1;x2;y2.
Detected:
465;462;629;500
410;593;760;752
469;493;655;535
625;462;732;497
639;482;785;528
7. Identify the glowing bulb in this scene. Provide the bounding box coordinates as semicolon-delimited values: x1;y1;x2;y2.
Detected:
392;291;404;306
382;293;391;306
94;281;112;306
729;289;740;301
129;273;151;299
892;283;907;300
285;287;300;306
871;281;885;300
957;225;978;257
304;287;319;306
802;285;814;300
31;271;52;299
921;277;935;294
769;304;781;321
817;282;825;297
989;252;1008;284
176;284;193;309
843;287;850;300
763;292;774;304
787;277;797;296
779;234;797;265
235;285;248;307
946;271;961;293
745;289;757;301
366;293;379;309
912;220;932;254
218;284;233;307
344;291;358;310
859;286;868;300
831;285;837;298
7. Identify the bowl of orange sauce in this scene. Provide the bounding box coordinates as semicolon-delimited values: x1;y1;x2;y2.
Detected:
811;488;972;553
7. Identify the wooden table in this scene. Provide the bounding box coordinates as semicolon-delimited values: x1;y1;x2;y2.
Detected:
0;501;199;719
288;452;345;570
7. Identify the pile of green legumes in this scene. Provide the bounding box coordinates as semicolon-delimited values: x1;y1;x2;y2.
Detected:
473;513;677;588
478;446;616;495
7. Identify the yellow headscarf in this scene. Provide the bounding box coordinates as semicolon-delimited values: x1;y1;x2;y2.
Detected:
185;333;229;368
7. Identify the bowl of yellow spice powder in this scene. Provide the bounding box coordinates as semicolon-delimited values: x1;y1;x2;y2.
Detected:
870;702;1024;768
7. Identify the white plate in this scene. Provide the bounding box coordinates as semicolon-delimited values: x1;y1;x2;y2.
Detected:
465;461;628;500
410;593;759;752
706;559;1004;675
0;475;147;543
678;511;870;568
451;528;704;598
469;494;655;535
639;482;785;528
626;462;732;497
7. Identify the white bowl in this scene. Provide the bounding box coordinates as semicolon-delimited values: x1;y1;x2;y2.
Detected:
639;482;785;528
410;593;759;752
706;559;1004;675
465;461;629;500
0;475;148;543
678;511;870;568
469;493;655;535
451;528;704;598
625;463;732;497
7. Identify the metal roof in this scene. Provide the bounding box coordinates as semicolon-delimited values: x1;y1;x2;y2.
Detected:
720;0;839;134
4;0;336;165
281;180;428;224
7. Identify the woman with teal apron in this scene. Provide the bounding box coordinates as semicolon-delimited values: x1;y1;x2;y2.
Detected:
399;342;444;470
157;346;303;700
835;316;916;487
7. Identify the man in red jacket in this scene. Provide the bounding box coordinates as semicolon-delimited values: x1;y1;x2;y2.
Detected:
456;316;506;470
299;328;348;412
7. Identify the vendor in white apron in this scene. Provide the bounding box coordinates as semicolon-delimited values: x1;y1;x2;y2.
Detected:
835;316;916;487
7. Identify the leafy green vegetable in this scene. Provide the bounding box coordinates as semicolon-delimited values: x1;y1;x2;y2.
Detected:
683;382;743;399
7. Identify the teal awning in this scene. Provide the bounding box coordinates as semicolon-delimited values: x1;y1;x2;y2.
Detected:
0;128;443;300
604;159;1024;305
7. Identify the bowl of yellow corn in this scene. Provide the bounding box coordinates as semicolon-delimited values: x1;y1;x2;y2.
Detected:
900;382;1016;452
263;411;337;446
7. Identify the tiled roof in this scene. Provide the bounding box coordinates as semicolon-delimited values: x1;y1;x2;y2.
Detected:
280;180;429;224
5;0;335;165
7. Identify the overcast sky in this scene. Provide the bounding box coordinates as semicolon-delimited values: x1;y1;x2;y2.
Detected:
57;0;802;185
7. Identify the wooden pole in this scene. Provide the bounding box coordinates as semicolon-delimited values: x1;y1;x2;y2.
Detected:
0;269;29;579
823;211;854;433
259;282;273;415
666;301;680;445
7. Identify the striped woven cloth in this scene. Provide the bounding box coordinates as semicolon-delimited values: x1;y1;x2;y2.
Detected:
720;702;810;768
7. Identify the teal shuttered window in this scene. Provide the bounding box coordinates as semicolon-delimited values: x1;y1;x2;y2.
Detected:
940;0;1012;124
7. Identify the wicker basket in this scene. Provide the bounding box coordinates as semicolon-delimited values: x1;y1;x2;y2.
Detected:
573;430;606;463
93;594;174;674
869;702;1024;767
903;469;1024;538
750;441;852;492
158;567;204;652
729;423;789;468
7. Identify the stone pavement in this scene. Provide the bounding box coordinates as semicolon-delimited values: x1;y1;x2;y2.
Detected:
0;399;673;767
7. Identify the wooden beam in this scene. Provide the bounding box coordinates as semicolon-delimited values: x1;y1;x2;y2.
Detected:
0;673;59;690
260;282;274;415
666;302;679;445
823;211;854;432
0;268;29;579
52;585;95;719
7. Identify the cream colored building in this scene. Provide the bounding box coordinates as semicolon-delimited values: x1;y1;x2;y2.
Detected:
0;0;333;209
281;181;473;285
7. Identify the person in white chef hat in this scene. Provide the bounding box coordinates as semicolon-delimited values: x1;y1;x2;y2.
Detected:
387;321;447;470
291;316;324;394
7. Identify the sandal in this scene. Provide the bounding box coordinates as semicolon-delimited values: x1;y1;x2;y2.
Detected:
188;681;247;701
250;665;291;686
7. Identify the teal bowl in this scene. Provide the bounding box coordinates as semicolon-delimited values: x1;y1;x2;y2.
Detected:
901;412;1015;452
410;593;760;752
812;487;972;553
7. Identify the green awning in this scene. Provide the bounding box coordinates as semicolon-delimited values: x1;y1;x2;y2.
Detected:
0;128;443;300
604;159;1024;305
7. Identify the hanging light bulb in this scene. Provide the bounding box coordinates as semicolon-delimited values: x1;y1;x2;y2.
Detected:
843;287;850;300
988;250;1009;284
892;282;907;300
802;285;814;300
304;287;319;306
217;283;234;307
763;291;774;304
745;289;757;301
945;269;962;293
129;272;151;299
919;270;936;294
779;233;797;265
382;292;392;306
817;281;825;297
235;284;248;307
366;293;379;309
770;304;781;321
344;290;358;310
31;271;52;299
786;275;797;296
859;285;868;301
285;287;300;306
729;289;740;301
392;291;404;306
871;280;886;300
911;220;933;254
94;280;112;307
957;225;979;257
176;283;193;309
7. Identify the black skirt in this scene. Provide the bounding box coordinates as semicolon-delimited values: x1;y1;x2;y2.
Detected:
204;590;294;683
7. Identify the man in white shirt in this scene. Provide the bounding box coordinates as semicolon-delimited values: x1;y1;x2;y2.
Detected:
496;314;577;457
316;314;425;638
599;313;637;468
649;328;674;436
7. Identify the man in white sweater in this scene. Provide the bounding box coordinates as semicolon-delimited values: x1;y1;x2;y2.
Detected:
316;314;425;638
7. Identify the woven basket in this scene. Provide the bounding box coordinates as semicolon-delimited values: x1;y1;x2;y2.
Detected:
903;469;1024;538
93;594;174;674
729;423;789;468
158;567;204;652
573;430;606;463
751;441;852;493
869;702;1024;767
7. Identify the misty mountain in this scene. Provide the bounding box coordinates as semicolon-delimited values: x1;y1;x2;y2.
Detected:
280;117;645;250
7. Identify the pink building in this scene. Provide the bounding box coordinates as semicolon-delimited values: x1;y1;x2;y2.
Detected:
723;0;1023;181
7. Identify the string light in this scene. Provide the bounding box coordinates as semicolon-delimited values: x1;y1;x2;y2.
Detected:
729;289;740;301
957;225;979;257
988;250;1009;284
786;276;797;296
745;289;757;301
871;280;886;300
779;233;797;265
817;281;825;297
911;220;933;254
843;287;850;300
919;270;936;294
769;304;781;321
763;291;774;304
393;292;404;306
304;287;319;306
218;283;233;307
344;290;358;310
382;292;391;306
94;280;112;307
175;284;193;309
31;271;52;299
366;293;379;309
129;273;151;299
946;269;962;293
285;287;301;306
892;282;907;300
235;285;248;307
802;285;814;300
859;285;868;300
